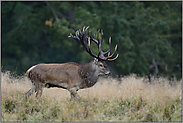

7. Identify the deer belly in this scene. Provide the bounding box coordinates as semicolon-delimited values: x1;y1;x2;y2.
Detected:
45;81;68;89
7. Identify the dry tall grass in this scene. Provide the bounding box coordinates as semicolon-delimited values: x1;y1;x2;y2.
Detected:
1;71;182;122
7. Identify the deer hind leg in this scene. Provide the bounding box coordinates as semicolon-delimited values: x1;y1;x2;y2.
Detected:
25;82;44;99
69;87;80;101
25;83;36;99
35;89;42;98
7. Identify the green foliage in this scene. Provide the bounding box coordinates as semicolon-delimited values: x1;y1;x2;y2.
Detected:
1;1;182;79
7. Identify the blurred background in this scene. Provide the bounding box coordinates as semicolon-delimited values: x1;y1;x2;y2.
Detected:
1;1;182;80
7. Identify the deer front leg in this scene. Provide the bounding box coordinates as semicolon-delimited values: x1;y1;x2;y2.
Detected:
69;87;80;101
35;88;43;98
35;83;45;98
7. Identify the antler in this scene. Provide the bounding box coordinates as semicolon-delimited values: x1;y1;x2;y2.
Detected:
68;26;119;61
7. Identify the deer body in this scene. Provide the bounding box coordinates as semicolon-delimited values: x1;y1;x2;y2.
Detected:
25;60;110;100
25;26;118;100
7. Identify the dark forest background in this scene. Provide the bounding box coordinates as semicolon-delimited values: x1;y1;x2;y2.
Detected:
1;1;182;80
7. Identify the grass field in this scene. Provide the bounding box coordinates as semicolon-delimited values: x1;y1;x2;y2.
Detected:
1;71;182;122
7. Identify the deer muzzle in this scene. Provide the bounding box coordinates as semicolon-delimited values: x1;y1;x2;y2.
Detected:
105;71;111;76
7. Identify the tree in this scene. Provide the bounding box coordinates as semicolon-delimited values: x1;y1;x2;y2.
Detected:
1;1;182;80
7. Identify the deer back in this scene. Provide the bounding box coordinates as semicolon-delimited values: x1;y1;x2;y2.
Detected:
27;63;81;84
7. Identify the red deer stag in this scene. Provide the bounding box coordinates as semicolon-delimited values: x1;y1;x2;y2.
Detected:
25;26;118;100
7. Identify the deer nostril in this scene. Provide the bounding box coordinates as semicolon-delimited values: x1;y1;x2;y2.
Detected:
105;71;111;76
108;72;112;76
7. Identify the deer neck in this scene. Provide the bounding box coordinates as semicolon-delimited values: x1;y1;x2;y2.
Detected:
78;61;99;87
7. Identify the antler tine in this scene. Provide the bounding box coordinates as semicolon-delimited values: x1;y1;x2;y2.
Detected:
103;37;111;55
88;29;101;58
87;37;91;52
87;37;98;58
107;45;118;59
75;30;79;39
78;29;83;37
107;45;117;60
76;30;78;37
89;32;98;44
82;26;88;45
97;40;101;58
97;29;111;60
68;32;80;41
98;31;102;58
89;34;101;58
100;30;104;43
74;26;87;48
107;54;119;61
83;26;89;36
83;26;89;33
98;30;104;58
83;26;85;33
84;26;90;47
85;26;89;31
68;33;73;38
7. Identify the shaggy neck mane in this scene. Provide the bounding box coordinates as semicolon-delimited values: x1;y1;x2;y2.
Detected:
78;61;98;87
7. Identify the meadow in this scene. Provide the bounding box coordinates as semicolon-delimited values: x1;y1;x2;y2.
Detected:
1;71;182;122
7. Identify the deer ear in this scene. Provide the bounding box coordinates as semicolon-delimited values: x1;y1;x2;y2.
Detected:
94;58;98;65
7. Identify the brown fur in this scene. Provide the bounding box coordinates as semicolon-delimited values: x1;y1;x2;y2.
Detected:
25;60;110;100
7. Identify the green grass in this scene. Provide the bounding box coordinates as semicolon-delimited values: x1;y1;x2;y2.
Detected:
1;71;182;122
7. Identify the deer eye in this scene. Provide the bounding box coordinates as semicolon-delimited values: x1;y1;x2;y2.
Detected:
99;64;103;67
